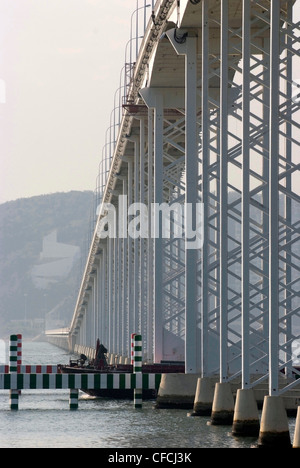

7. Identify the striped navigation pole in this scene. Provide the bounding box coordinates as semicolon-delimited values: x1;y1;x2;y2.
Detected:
69;331;79;409
9;335;19;410
17;334;22;396
17;334;22;370
133;334;142;409
131;333;136;365
69;388;79;410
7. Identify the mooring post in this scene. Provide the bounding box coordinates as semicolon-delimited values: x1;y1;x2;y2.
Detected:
17;334;22;395
131;333;136;365
69;388;79;410
17;334;22;370
133;334;142;409
9;335;19;410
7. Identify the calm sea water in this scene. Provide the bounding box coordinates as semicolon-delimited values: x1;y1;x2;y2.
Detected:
0;342;296;449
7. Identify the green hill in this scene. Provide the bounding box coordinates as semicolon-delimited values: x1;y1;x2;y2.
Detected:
0;191;94;338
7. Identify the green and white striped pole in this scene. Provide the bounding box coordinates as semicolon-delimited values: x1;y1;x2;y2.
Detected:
69;388;79;410
133;334;142;409
9;335;19;410
9;335;18;373
131;333;136;365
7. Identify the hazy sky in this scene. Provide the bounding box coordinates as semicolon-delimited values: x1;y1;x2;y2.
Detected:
0;1;299;205
0;0;142;204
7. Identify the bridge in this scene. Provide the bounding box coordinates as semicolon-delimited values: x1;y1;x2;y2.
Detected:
46;0;300;446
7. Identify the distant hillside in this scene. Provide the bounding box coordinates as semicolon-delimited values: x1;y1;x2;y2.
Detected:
0;191;94;338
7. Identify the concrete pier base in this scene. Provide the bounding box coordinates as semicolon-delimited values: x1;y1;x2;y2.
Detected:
210;382;234;425
293;406;300;448
232;388;260;437
189;377;215;416
156;374;199;409
258;396;291;448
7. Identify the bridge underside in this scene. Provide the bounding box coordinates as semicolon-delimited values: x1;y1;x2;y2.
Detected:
66;0;300;397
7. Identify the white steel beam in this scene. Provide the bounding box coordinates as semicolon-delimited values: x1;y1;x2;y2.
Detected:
185;35;199;374
220;0;229;384
241;0;251;389
147;108;154;362
153;92;164;364
201;0;209;378
269;0;280;397
140;88;165;363
166;28;200;374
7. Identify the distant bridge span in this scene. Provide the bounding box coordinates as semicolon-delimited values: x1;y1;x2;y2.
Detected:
47;0;300;404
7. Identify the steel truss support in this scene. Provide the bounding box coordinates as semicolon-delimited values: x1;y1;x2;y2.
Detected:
141;85;198;367
69;1;300;394
166;30;200;373
205;0;300;392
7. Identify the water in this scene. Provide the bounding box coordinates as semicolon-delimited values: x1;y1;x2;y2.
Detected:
0;342;296;449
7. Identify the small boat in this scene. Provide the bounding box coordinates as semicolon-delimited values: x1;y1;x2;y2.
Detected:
58;341;185;400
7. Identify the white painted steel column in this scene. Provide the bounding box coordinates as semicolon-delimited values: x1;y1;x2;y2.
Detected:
166;29;199;373
132;135;140;335
98;250;103;344
139;88;164;363
93;270;98;347
241;0;251;389
185;34;199;374
122;181;128;357
220;0;229;383
139;118;146;351
108;236;114;353
153;92;164;363
82;308;87;346
117;227;122;354
147;108;154;362
284;1;293;380
86;299;91;346
103;245;108;347
128;160;134;353
114;229;118;353
262;38;270;369
201;0;209;378
269;0;280;396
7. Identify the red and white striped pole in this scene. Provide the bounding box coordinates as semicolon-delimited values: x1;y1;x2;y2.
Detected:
17;334;22;371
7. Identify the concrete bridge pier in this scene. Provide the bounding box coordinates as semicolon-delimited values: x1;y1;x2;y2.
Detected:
210;382;235;426
155;374;199;409
258;396;291;448
189;377;215;417
232;388;260;437
293;407;300;449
